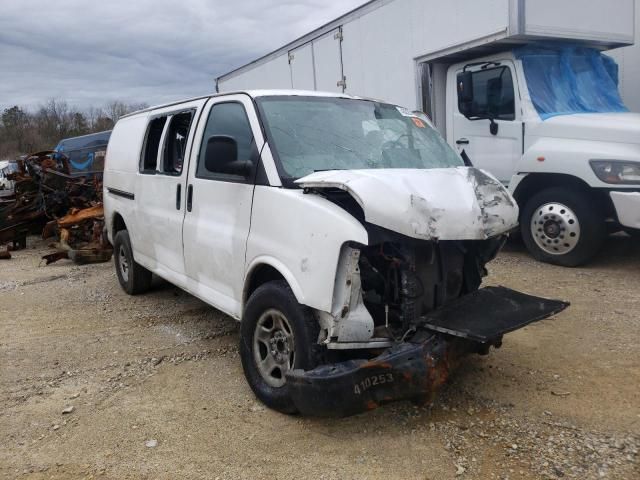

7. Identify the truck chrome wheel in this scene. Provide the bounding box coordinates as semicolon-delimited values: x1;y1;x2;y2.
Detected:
530;202;581;255
118;245;130;282
253;309;295;388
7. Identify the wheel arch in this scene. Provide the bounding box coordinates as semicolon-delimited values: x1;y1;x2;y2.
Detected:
243;259;305;316
513;173;614;218
111;212;128;240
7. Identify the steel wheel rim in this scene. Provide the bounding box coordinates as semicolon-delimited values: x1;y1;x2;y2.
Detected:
253;308;295;388
530;202;581;255
118;245;130;282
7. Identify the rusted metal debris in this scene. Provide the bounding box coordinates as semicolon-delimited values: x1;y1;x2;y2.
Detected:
42;204;113;265
0;150;112;264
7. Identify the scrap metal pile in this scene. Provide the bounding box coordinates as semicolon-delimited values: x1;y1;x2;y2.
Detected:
0;151;112;264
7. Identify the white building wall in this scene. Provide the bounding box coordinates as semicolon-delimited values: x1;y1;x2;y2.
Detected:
219;53;292;92
219;0;513;107
333;0;512;109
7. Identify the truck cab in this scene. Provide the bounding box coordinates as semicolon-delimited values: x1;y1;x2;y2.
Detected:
446;44;640;266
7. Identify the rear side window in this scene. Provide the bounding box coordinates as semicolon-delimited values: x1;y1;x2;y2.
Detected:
197;102;255;179
162;111;194;175
141;117;167;173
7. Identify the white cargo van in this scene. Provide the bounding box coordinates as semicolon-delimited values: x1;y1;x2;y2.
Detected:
104;91;567;416
216;0;640;266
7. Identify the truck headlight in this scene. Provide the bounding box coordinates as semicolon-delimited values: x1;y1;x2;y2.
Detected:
590;160;640;185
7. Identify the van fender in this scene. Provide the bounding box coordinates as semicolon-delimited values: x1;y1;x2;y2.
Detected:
243;256;307;310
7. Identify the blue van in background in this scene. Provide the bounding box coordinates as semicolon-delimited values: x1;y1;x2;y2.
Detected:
54;131;111;174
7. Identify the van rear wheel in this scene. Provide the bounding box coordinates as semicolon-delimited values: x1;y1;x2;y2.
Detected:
521;187;606;267
113;230;152;295
240;280;323;414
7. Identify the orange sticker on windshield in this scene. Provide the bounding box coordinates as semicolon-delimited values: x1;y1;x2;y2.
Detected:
412;117;426;128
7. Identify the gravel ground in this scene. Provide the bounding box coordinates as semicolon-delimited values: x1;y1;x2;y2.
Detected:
1;235;638;480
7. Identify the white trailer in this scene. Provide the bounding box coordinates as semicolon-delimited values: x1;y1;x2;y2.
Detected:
217;0;635;112
217;0;640;267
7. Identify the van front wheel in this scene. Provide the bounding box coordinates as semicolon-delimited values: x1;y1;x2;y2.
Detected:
113;230;152;295
240;280;323;414
521;187;606;267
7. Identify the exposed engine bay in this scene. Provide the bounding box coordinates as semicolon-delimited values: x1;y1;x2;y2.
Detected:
284;169;569;417
358;237;504;340
306;183;509;346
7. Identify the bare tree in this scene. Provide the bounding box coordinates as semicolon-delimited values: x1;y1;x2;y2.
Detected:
0;99;150;157
105;101;148;124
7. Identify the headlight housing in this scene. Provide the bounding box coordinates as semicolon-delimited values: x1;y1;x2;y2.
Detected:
590;160;640;185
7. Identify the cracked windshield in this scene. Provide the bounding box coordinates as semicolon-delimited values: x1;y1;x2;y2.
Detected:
256;96;463;179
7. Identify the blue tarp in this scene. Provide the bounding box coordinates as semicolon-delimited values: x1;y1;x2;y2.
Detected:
514;43;628;120
54;130;111;172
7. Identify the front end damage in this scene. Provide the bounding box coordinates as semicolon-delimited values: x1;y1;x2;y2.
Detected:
289;167;569;417
287;287;568;417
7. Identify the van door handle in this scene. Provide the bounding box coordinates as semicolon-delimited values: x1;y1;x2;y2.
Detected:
186;185;193;212
176;184;182;210
456;138;470;145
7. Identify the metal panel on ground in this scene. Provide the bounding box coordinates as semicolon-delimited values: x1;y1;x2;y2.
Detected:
289;44;315;90
312;29;345;93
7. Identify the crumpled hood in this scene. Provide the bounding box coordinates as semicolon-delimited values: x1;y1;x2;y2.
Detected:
295;167;518;241
533;112;640;145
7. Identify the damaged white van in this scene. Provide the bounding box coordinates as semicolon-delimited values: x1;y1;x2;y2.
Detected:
104;91;567;416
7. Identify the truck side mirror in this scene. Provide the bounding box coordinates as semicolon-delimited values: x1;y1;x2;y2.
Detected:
205;135;253;178
457;71;474;104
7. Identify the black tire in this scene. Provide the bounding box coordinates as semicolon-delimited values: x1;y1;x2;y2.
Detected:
521;187;606;267
240;280;323;414
113;230;152;295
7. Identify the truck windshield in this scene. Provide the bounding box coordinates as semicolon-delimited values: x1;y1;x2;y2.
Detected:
256;96;463;180
515;44;628;120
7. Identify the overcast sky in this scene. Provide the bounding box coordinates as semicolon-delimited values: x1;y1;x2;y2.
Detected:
0;0;366;111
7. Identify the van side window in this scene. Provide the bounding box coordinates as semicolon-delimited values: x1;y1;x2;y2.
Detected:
141;117;167;173
162;111;194;175
458;66;515;121
197;102;255;179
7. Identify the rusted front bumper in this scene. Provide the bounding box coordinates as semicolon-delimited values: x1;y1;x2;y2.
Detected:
286;287;569;417
287;334;481;417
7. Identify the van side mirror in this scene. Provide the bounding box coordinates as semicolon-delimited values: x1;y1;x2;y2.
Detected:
205;135;253;178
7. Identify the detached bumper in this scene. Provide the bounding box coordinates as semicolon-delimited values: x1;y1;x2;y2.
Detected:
286;287;569;417
287;335;477;417
611;191;640;229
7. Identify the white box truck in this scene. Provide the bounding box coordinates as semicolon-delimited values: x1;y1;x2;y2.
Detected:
216;0;640;266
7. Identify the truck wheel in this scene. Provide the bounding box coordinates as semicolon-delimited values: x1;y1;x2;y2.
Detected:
113;230;152;295
521;188;606;267
240;280;323;414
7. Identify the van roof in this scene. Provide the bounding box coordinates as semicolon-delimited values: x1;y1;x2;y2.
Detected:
120;90;363;119
55;130;112;151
